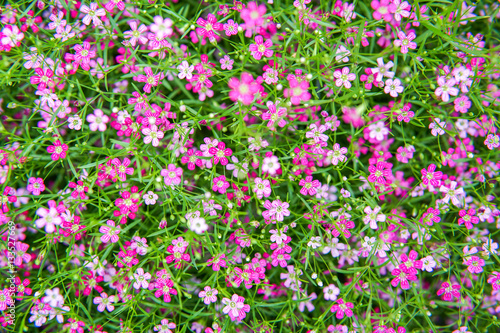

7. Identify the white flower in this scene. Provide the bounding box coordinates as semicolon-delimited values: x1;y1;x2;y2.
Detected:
143;191;158;205
421;255;437;272
429;118;446;136
363;206;386;230
368;121;389;141
133;268;151;289
68;115;82;130
177;60;194;80
307;236;321;249
323;284;340;301
189;217;208;234
262;155;280;175
322;237;346;257
372;57;395;81
93;292;115;312
439;181;465;207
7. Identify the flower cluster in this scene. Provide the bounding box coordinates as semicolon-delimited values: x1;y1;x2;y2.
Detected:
0;1;499;333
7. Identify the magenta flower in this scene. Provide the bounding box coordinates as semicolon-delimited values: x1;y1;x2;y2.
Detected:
137;67;162;93
68;180;89;199
47;140;68;161
299;176;321;196
208;142;233;166
420;163;443;187
284;79;311;105
196;13;222;42
391;267;417;289
249;35;273;60
212;175;230;194
30;68;54;90
104;0;125;12
393;31;417;54
367;162;392;184
458;208;479;229
421;207;441;226
207;253;227;271
223;19;238;36
330;298;354;319
437;282;461;301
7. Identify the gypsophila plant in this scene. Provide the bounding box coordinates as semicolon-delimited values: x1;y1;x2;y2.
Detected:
0;0;500;332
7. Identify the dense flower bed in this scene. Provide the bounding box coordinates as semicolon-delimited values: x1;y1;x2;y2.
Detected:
0;0;500;332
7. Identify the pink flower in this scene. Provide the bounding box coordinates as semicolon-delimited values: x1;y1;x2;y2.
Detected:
484;134;500;150
389;0;411;21
384;78;404;97
253;178;272;199
74;41;96;70
222;294;250;321
249;35;273;60
87;109;109;132
228;72;260;105
393;31;417;54
330;298;354;319
262;200;290;222
435;77;459;102
47;140;68;161
142;125;164;147
212;175;230;194
161;164;183;186
137;67;162;93
284;79;311;105
124;21;148;46
454;95;472;113
99;220;121;243
198;286;218;305
112;157;134;181
93;292;115;312
27;177;45;195
464;256;485;274
80;3;106;26
439;181;465;206
154;319;176;333
334;67;356;89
